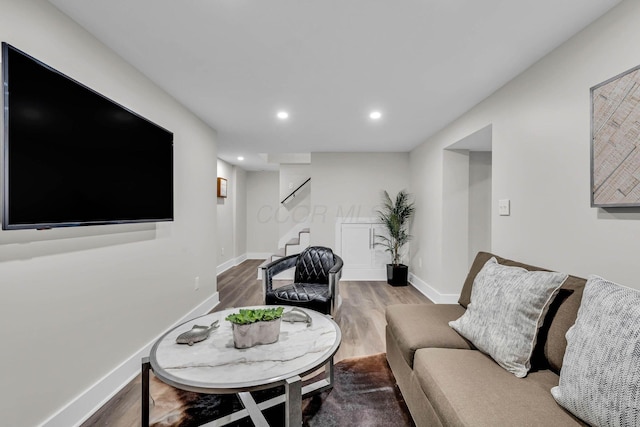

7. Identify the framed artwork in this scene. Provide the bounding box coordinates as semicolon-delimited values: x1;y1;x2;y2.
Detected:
217;177;227;198
591;64;640;207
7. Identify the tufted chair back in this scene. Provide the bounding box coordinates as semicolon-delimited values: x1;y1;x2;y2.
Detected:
294;246;336;285
262;245;343;315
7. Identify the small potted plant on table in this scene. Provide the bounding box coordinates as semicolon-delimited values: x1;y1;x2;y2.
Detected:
225;307;285;349
375;190;415;286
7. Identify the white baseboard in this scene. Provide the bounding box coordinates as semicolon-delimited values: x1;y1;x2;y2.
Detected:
41;292;220;427
246;252;271;260
216;253;248;275
408;273;460;304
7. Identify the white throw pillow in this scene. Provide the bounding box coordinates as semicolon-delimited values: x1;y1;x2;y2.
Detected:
449;257;567;378
551;275;640;426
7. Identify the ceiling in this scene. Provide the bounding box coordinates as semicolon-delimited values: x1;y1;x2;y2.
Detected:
49;0;621;170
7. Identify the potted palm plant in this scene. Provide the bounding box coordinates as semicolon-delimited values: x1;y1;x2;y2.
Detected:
375;190;415;286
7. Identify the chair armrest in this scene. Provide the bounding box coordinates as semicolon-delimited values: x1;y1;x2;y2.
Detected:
261;253;299;298
328;254;343;296
329;254;343;278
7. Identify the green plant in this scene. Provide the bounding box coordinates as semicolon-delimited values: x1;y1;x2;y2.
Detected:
375;190;415;266
225;307;284;325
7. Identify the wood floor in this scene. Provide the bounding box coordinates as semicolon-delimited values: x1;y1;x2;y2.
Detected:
82;259;431;426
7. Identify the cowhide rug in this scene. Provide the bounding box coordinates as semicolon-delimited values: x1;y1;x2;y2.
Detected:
149;353;414;427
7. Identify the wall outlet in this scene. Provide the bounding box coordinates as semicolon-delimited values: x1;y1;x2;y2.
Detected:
221;247;224;256
498;199;511;216
418;257;422;268
194;276;200;290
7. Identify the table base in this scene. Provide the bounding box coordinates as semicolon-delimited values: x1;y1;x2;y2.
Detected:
141;356;335;427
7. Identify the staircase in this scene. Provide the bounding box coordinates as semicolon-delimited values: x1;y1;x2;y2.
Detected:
257;228;310;279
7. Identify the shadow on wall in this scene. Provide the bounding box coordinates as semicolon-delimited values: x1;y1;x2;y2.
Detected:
598;207;640;220
0;222;158;261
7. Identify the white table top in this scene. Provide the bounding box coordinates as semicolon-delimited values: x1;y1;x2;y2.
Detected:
149;306;341;393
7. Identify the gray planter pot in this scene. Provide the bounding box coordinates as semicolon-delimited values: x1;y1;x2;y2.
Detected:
231;318;282;349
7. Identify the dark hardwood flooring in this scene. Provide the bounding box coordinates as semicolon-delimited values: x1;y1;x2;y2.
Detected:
81;259;431;426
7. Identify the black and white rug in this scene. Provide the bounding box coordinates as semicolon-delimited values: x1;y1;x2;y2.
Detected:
149;353;414;426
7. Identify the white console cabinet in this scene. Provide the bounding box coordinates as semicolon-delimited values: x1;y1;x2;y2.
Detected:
338;220;389;280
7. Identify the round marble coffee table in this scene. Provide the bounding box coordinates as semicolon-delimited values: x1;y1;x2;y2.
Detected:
142;306;341;427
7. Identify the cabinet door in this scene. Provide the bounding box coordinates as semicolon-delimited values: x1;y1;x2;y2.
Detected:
372;223;391;267
341;223;375;269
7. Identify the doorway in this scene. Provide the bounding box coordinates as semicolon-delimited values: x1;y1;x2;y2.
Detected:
442;125;492;287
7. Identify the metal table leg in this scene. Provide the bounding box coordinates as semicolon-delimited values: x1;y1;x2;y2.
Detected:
302;357;334;397
237;392;269;427
142;357;150;427
142;357;332;427
285;376;302;427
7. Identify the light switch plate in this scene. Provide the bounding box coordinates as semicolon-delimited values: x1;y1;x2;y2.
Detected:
498;199;510;216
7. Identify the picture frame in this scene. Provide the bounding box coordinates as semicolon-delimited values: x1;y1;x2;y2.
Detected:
591;64;640;207
217;177;228;198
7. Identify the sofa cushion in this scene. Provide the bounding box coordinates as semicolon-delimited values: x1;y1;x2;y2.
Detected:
551;275;640;426
533;274;585;373
460;252;586;374
413;348;587;426
459;251;500;309
449;257;567;377
459;252;553;308
266;282;332;314
386;304;472;367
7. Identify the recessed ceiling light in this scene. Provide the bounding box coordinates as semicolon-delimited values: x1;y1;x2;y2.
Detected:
369;111;382;120
237;156;244;161
277;111;289;120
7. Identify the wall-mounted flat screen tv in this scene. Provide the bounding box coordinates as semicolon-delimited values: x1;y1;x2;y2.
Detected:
2;43;174;230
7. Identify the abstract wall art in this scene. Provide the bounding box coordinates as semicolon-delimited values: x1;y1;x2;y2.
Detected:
591;64;640;207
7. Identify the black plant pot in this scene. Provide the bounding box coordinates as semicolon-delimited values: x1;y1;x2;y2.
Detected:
386;264;408;286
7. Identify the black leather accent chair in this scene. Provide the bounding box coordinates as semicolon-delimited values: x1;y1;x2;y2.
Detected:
262;246;343;315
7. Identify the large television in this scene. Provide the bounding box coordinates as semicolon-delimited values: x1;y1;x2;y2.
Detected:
2;43;174;230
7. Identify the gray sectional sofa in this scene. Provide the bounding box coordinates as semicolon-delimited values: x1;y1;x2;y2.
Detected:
385;251;589;426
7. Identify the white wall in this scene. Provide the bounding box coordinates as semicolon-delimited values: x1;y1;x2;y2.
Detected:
216;159;234;268
216;160;247;270
0;2;218;426
468;151;492;264
246;171;279;256
278;164;311;239
410;0;640;296
233;166;247;258
440;149;471;295
310;152;411;250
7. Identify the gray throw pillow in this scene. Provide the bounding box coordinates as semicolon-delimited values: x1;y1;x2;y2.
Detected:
449;257;567;378
551;275;640;426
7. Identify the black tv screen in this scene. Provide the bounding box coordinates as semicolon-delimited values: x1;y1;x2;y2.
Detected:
2;43;173;230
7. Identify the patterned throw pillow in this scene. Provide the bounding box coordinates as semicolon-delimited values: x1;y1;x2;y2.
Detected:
551;275;640;426
449;257;567;378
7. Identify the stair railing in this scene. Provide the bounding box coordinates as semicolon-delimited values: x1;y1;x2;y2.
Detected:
281;177;311;204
